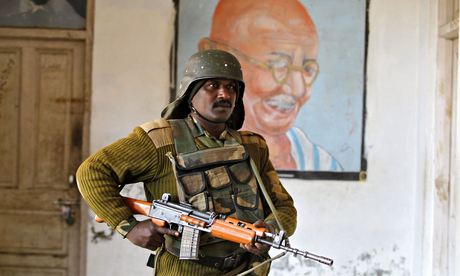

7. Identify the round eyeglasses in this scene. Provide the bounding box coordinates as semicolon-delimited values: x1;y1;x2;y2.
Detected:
203;38;320;87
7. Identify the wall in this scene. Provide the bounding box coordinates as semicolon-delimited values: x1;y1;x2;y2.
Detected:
87;0;174;275
87;0;439;275
90;0;174;151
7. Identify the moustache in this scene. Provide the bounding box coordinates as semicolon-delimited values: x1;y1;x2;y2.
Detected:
213;100;233;108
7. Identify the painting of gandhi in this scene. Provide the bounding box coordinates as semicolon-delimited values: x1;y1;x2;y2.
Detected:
178;0;367;175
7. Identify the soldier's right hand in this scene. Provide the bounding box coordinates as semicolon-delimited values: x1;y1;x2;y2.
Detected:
126;220;179;251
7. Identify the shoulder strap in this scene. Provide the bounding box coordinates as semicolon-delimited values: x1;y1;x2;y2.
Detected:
248;158;285;233
139;119;173;148
140;118;169;132
238;130;284;230
166;119;198;203
238;158;289;276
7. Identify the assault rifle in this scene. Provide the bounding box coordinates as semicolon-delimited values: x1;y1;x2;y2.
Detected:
95;193;333;266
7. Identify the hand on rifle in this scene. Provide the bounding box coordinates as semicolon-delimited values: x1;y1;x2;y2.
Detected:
240;220;273;256
126;220;179;251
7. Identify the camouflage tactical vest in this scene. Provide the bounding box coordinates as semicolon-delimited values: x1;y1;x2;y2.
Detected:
168;119;264;223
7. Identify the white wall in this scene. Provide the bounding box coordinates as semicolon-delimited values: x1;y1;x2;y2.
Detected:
281;0;433;275
90;0;174;151
88;0;174;275
87;0;441;275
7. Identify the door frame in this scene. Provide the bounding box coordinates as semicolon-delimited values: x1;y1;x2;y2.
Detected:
420;0;459;275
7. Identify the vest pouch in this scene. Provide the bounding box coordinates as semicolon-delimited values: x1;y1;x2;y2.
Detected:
178;171;206;197
228;161;259;210
205;166;234;215
187;191;212;212
206;166;231;189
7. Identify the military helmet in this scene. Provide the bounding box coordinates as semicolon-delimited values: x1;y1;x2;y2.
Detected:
161;49;245;129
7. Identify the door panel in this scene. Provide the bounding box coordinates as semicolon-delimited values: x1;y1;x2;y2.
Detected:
35;49;83;189
0;39;85;276
0;210;66;254
0;267;65;276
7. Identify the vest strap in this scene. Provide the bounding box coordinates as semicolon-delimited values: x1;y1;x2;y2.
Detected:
170;119;197;154
169;119;197;203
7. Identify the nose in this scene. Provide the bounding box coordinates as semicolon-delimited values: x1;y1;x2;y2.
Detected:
281;47;310;99
282;70;307;99
216;85;233;100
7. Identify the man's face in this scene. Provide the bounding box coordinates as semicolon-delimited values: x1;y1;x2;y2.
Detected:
191;78;238;123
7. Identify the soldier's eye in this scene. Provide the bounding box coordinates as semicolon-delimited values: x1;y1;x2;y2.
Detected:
209;81;220;88
226;83;237;91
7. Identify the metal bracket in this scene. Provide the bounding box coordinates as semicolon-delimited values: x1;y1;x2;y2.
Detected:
54;199;79;225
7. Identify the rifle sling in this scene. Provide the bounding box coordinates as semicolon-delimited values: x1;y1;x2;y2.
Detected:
248;157;286;233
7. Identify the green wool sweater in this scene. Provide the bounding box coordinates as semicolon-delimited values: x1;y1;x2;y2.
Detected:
76;118;297;275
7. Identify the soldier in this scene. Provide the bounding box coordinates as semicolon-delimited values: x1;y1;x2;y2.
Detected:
77;49;297;275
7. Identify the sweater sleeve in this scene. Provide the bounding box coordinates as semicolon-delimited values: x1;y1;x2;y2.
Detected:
76;127;158;229
241;132;297;237
258;138;297;236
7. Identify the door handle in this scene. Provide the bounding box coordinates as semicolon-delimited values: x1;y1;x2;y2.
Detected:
55;199;79;225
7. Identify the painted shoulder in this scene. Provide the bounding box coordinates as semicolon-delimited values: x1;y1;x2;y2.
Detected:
139;118;173;148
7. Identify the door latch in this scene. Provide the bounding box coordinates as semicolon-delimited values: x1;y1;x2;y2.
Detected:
55;199;79;225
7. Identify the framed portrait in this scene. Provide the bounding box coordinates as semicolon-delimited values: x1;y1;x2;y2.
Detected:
0;0;86;29
173;0;368;180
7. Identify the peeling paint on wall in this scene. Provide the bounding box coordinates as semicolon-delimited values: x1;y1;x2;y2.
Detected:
90;225;115;243
435;175;449;202
271;245;409;275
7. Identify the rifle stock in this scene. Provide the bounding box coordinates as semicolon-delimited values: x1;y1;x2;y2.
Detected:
94;197;166;227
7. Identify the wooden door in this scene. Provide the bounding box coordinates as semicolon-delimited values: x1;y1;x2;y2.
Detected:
0;38;86;275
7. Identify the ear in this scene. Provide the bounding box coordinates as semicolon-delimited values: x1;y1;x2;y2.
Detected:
198;37;211;50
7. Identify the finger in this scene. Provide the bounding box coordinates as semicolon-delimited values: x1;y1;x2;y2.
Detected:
156;226;180;237
241;243;257;253
254;242;270;252
255;242;267;249
253;220;266;228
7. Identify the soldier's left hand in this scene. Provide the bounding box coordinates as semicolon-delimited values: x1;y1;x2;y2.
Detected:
240;219;272;256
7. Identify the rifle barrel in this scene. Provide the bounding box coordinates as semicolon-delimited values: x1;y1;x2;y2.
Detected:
258;239;334;266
